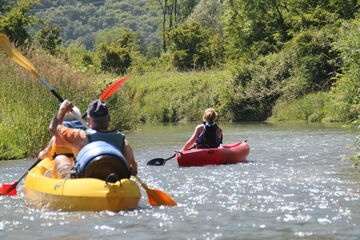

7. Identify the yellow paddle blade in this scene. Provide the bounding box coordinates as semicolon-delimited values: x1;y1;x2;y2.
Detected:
0;34;40;79
135;177;177;207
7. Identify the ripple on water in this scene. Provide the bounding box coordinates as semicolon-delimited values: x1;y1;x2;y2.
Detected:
1;123;359;239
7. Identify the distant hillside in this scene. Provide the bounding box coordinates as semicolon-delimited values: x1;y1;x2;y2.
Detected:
31;0;162;50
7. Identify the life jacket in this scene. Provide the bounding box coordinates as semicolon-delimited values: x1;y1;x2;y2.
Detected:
196;122;222;149
86;128;125;153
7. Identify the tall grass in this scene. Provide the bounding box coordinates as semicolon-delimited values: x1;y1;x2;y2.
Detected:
1;46;357;159
0;49;135;159
0;48;228;159
119;71;229;123
269;92;329;122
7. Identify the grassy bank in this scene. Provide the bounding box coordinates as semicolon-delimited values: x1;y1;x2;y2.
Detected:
120;71;229;123
0;50;135;159
1;51;358;159
269;92;330;123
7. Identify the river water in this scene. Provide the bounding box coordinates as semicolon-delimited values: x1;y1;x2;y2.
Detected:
1;122;359;240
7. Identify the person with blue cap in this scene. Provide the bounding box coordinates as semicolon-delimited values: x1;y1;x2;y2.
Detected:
48;99;138;179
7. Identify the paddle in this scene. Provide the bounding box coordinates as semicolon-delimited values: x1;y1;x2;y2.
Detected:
81;75;132;118
135;176;177;206
147;154;176;166
0;34;88;196
0;34;87;127
0;159;42;196
147;147;195;166
0;35;176;205
99;75;131;101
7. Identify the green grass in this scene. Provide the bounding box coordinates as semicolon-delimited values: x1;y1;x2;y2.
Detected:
119;70;229;123
0;50;132;159
0;49;357;159
269;92;330;122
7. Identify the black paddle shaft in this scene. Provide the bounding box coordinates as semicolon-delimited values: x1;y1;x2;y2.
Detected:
50;89;64;103
3;158;42;195
147;154;176;166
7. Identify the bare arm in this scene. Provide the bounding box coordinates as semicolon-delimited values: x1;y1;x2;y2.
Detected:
182;125;203;150
218;127;223;144
49;100;74;135
38;136;55;159
123;139;138;176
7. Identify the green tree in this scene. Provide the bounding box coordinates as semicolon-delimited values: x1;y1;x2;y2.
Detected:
0;0;16;15
223;0;359;58
95;28;143;74
95;27;144;54
188;0;225;34
167;21;211;70
0;0;39;46
224;0;290;58
178;0;200;22
65;41;95;71
329;17;360;122
97;43;132;75
151;0;200;52
36;24;63;55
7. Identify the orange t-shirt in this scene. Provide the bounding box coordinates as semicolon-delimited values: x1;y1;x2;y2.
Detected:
54;125;89;151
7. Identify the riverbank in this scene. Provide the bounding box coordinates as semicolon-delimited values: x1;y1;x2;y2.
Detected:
0;50;359;159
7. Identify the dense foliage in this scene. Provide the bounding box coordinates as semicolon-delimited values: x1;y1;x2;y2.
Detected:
36;24;62;55
329;17;360;122
31;0;160;53
0;0;359;159
0;0;39;46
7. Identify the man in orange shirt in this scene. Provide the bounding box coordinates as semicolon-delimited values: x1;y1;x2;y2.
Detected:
49;99;138;179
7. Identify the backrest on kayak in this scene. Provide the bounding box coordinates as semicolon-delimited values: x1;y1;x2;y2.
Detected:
196;122;222;149
74;141;130;182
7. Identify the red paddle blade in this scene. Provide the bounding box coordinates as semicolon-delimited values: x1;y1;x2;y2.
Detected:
99;75;132;101
0;184;17;196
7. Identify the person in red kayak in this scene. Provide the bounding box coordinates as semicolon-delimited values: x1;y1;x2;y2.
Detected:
48;99;138;179
182;108;223;150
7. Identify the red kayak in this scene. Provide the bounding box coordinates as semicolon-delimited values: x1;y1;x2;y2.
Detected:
176;141;250;167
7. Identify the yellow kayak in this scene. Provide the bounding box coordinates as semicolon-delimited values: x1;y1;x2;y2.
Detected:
23;158;141;211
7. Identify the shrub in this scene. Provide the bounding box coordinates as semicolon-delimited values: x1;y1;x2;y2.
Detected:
220;27;340;121
36;24;63;55
270;92;329;122
327;18;360;122
96;43;132;74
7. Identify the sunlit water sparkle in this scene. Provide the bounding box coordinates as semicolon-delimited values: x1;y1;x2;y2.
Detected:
1;122;359;240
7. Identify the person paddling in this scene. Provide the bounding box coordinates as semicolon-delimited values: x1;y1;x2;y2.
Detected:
38;106;86;178
38;106;85;160
182;108;223;150
49;99;138;179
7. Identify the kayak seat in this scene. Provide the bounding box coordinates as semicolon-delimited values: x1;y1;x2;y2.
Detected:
75;141;130;182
